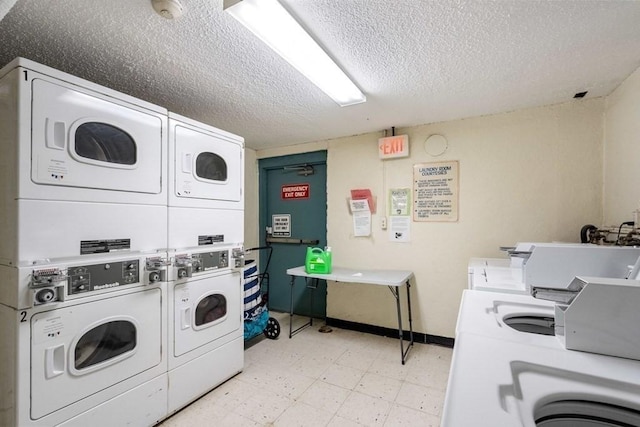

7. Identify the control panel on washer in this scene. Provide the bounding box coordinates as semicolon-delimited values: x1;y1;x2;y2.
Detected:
192;250;228;272
173;250;229;280
68;260;139;295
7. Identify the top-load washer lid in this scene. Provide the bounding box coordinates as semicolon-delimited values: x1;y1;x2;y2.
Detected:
535;400;640;426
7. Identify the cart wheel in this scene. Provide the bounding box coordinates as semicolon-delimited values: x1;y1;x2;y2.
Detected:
264;317;281;339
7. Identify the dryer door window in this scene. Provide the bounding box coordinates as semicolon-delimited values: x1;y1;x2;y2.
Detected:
195;152;227;182
75;122;137;166
173;123;242;203
74;319;137;371
194;293;227;328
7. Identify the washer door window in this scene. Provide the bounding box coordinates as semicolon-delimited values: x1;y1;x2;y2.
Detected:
194;293;227;329
30;289;163;419
173;272;241;357
74;122;137;166
74;319;137;372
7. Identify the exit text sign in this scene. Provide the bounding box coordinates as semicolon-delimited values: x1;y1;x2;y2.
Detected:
378;135;409;159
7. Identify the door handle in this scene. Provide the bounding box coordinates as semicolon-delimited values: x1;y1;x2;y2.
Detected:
45;344;65;379
45;119;66;150
182;153;193;173
180;307;191;330
266;236;319;245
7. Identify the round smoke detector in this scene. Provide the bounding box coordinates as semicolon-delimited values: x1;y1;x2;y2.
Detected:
152;0;183;19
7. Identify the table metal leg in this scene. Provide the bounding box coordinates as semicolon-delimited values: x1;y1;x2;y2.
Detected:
389;281;414;365
405;280;414;349
393;286;405;364
289;275;295;338
288;275;314;338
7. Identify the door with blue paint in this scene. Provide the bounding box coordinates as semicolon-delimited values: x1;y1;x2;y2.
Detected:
259;151;327;318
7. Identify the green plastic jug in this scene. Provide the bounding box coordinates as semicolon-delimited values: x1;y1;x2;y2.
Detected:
305;247;332;274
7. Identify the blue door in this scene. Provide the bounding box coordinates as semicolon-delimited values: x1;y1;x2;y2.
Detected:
258;151;327;318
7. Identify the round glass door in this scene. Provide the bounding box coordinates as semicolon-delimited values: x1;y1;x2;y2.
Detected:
74;319;137;371
75;122;137;165
194;293;227;328
195;152;227;182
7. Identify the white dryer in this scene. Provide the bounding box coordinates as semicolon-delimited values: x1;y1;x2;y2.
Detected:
0;58;168;265
168;113;244;249
0;254;169;427
167;245;244;414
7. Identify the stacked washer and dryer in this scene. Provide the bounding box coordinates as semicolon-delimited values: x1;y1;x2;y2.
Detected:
166;113;245;414
0;58;245;426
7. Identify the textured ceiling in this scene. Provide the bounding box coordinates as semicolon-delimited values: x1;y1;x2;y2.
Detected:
0;0;639;150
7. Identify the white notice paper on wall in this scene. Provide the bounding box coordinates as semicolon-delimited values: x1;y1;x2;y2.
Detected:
349;199;371;237
389;216;411;242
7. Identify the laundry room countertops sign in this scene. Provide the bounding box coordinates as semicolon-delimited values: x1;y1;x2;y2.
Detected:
413;161;459;222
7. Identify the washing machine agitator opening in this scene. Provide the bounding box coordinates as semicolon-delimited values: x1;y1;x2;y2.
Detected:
503;315;555;336
535;400;640;426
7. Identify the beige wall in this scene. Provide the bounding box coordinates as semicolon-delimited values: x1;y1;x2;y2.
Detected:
247;98;605;338
243;148;259;250
604;66;640;225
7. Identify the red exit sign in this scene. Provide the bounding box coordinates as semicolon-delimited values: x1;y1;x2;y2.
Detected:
282;183;310;200
378;135;409;159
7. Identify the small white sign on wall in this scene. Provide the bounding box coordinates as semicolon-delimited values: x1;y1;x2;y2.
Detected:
272;214;291;237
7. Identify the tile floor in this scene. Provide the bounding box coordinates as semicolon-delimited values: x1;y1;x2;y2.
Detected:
159;312;452;426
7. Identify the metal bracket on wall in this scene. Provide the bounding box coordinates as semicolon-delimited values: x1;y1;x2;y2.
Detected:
283;164;315;176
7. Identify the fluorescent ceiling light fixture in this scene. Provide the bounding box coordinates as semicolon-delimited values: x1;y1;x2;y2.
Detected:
223;0;366;107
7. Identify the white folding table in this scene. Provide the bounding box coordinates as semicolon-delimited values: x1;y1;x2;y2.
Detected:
286;266;415;364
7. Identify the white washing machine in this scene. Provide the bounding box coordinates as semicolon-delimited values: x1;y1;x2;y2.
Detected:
468;245;640;295
443;290;640;426
167;112;244;249
0;58;168;265
167;245;244;414
455;289;556;344
0;253;169;427
468;257;528;294
443;333;640;426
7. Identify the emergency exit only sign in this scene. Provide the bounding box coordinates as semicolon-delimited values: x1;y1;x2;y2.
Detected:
281;183;310;200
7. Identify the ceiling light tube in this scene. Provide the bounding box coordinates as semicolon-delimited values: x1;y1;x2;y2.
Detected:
223;0;366;107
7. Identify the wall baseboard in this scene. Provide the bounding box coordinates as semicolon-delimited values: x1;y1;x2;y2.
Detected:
325;317;455;348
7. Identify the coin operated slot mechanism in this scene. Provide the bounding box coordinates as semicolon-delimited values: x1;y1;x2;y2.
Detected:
173;255;193;279
30;268;67;306
232;247;244;269
145;256;169;283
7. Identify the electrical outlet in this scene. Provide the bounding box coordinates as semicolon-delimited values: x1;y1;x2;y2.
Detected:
380;217;387;230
